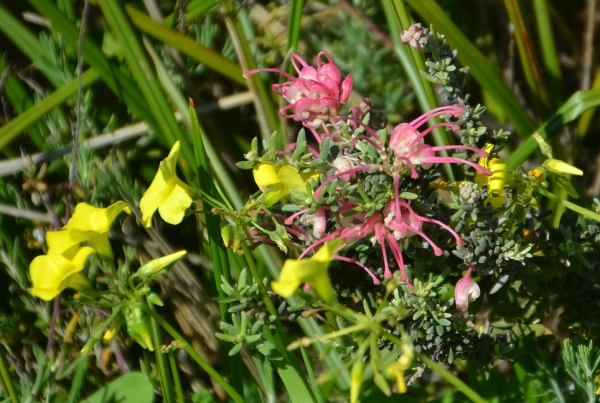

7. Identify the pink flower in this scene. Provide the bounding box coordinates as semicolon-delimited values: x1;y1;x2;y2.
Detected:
455;265;480;312
389;106;491;178
244;52;353;128
400;23;430;50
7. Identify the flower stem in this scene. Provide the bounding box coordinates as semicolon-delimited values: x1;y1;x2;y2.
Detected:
145;308;244;403
537;187;600;223
0;346;18;403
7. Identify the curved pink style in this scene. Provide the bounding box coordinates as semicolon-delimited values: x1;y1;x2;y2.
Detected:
388;106;491;178
244;52;353;129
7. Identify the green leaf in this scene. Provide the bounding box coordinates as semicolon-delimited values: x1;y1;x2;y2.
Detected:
556;175;579;199
257;340;316;403
81;372;154;403
506;89;600;169
0;69;100;151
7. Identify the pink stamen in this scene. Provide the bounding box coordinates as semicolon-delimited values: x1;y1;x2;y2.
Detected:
284;208;311;225
333;256;381;285
375;225;392;279
407;122;461;148
313;164;377;199
384;232;413;286
431;145;489;158
409;105;464;129
419;157;492;175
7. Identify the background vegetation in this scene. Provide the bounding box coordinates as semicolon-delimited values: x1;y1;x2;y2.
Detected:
1;0;600;402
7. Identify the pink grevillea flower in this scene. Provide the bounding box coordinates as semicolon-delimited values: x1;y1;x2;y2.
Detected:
455;265;480;312
389;106;491;179
400;23;430;50
244;52;353;129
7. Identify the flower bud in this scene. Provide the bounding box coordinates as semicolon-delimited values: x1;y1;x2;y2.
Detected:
125;304;154;351
455;265;480;312
350;360;365;403
136;250;187;280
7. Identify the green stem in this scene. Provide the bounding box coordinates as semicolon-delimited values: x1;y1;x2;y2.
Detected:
168;350;185;403
0;346;18;403
240;241;291;360
145;309;244;403
416;353;488;403
537;187;600;223
149;308;175;403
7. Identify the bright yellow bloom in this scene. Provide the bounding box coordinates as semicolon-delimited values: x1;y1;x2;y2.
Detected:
253;163;317;206
543;159;583;176
140;141;193;227
475;145;507;209
384;338;414;394
29;246;94;301
46;201;130;259
271;239;344;301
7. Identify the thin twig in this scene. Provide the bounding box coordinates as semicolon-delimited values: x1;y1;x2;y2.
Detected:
580;0;596;90
0;92;253;177
66;0;91;220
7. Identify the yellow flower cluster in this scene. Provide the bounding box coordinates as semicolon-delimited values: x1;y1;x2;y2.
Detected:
29;202;130;300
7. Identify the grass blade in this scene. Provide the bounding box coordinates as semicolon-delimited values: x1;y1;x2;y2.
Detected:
505;88;600;169
0;69;100;151
99;0;192;162
126;6;246;86
504;0;550;119
533;0;564;108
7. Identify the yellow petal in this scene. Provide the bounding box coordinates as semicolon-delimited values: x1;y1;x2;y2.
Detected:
28;246;94;301
487;159;506;196
262;183;287;207
253;164;280;188
277;165;305;193
65;201;130;233
157;181;193;225
140;141;193;227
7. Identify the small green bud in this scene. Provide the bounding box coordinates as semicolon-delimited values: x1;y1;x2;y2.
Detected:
136;251;187;280
125;304;154;351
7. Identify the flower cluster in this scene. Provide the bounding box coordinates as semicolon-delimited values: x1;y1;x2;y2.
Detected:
233;51;500;320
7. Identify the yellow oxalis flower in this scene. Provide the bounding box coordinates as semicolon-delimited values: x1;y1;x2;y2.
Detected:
47;201;131;259
29;246;95;301
253;163;317;206
271;239;344;301
136;250;187;280
140;141;193;227
475;145;507;209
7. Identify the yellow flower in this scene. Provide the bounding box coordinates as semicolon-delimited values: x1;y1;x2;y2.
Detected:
46;201;131;259
29;246;95;301
475;145;506;209
253;163;317;206
543;159;583;176
140;141;193;227
271;239;344;301
384;338;414;394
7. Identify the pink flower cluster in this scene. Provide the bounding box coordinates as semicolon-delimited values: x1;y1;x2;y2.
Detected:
244;52;353;129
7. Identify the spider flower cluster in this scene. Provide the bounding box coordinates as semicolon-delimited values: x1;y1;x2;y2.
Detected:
233;51;495;312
